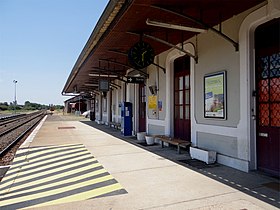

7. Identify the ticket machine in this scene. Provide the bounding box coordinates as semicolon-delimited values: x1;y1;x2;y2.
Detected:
121;102;132;136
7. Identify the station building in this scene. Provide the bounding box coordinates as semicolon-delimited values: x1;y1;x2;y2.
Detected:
64;95;90;114
62;0;280;177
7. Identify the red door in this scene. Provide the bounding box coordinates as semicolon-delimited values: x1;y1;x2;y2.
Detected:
174;56;191;140
139;83;146;132
255;18;280;177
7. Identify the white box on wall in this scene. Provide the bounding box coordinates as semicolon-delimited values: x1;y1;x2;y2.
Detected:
190;147;217;164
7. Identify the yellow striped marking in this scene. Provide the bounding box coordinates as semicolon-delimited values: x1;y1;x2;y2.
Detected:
0;174;114;206
0;151;95;190
33;183;124;208
7;144;85;172
4;168;108;198
1;161;102;194
0;144;126;209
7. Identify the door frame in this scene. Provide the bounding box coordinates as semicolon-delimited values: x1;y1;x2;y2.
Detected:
139;83;146;132
239;1;280;171
255;18;279;176
165;43;196;142
174;57;191;140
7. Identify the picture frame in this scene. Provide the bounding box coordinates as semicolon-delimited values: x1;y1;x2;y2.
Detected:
204;71;227;119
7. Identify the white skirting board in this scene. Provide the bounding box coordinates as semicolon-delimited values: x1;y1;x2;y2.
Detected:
190;147;217;164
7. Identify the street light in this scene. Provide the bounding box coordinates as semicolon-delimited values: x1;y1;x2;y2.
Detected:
13;80;17;114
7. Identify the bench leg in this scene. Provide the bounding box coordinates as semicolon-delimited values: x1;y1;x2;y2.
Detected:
177;146;181;154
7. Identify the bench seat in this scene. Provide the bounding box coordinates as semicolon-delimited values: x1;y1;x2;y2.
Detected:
154;135;191;154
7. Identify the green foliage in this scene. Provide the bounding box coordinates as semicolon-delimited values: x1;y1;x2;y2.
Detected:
0;104;8;111
24;101;47;110
0;102;9;111
0;101;64;111
55;105;64;109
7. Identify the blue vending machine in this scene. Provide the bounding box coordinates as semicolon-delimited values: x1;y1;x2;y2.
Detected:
121;102;132;136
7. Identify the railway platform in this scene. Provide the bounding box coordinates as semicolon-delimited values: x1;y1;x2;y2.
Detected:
0;113;279;209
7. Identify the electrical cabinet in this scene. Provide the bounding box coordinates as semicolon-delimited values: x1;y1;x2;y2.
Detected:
121;102;132;136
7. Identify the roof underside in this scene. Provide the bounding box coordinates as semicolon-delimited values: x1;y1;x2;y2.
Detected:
62;0;265;94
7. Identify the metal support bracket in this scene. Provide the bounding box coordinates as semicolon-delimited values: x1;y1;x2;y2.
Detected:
152;62;165;73
151;5;239;51
100;58;149;78
110;82;121;89
90;67;127;82
108;49;166;74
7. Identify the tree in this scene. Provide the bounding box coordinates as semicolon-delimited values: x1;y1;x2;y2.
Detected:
24;101;31;106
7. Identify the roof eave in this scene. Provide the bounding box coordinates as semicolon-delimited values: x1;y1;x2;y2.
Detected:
62;0;128;94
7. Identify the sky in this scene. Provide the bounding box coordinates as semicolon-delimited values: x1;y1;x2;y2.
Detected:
0;0;109;105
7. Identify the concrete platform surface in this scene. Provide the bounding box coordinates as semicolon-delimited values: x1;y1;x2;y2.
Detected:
0;114;279;210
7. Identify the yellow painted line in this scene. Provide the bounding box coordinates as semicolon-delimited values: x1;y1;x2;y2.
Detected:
33;183;124;208
5;147;91;175
0;161;101;196
14;150;93;173
11;159;100;184
1;144;85;177
19;144;84;153
0;144;127;209
0;175;115;207
0;155;98;188
0;163;103;196
0;148;93;190
7;145;85;172
15;144;84;159
25;146;86;160
5;168;108;198
21;145;85;160
9;148;93;173
0;170;23;191
8;155;28;169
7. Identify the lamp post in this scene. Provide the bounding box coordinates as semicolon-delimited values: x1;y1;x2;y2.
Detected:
13;80;17;114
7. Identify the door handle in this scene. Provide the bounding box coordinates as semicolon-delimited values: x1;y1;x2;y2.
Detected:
259;132;268;137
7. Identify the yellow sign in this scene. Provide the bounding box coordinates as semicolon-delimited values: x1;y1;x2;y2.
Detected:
148;95;157;109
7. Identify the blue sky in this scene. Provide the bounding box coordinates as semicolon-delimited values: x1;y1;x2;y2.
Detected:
0;0;109;105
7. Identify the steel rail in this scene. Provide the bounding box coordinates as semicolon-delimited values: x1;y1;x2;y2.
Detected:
0;113;43;137
0;111;43;133
0;112;45;156
0;114;27;126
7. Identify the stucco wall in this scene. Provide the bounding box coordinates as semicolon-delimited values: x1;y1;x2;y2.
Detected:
146;52;168;134
194;15;251;127
146;5;262;171
192;10;254;171
95;1;280;173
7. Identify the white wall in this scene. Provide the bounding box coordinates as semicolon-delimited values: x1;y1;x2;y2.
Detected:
96;0;280;173
146;2;275;172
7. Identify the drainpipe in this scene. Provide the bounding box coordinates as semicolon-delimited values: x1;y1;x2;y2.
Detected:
156;56;160;120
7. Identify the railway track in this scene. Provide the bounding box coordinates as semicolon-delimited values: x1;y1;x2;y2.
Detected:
0;111;46;157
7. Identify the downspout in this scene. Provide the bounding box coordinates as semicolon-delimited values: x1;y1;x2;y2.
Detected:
156;56;160;120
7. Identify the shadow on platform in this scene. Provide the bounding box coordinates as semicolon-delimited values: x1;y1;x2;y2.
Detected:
81;120;280;209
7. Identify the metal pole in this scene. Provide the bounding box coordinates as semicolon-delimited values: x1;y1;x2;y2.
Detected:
79;97;81;115
13;80;17;114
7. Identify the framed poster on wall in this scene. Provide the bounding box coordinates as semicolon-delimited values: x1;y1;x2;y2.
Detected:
204;71;227;119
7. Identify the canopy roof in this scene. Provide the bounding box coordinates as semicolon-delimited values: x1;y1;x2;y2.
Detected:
62;0;265;94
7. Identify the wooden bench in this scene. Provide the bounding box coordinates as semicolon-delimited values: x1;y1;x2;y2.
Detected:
154;135;191;154
108;122;121;129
